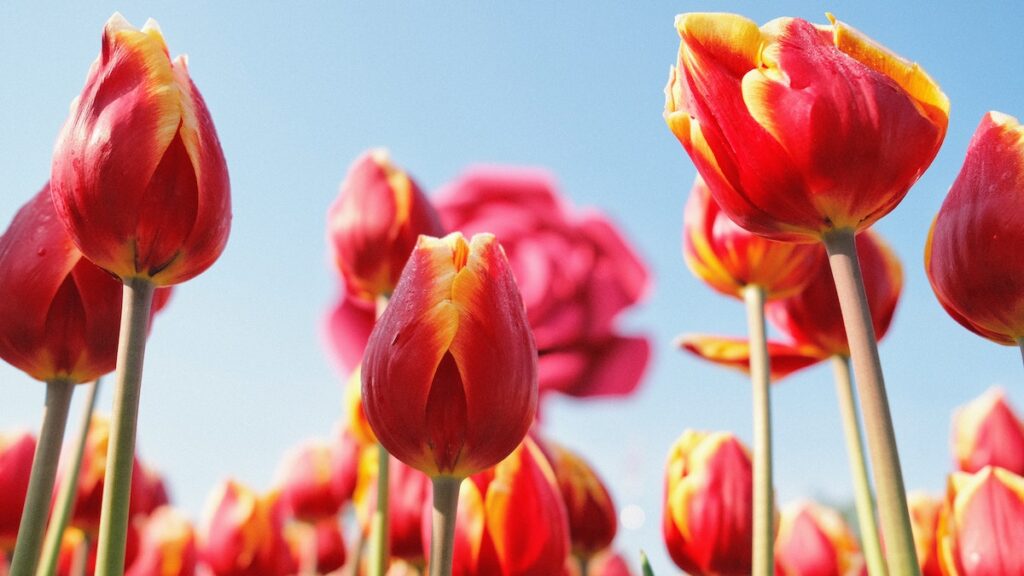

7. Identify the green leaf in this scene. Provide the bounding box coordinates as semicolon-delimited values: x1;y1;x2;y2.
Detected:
640;550;655;576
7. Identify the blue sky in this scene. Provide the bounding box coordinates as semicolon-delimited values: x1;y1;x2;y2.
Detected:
2;2;1022;573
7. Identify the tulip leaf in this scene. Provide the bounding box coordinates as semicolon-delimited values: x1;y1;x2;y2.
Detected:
640;550;655;576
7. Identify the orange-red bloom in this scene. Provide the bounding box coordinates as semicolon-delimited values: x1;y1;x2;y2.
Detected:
951;388;1024;476
677;334;826;382
663;430;754;576
0;431;35;550
275;439;345;523
684;176;822;299
908;492;943;576
125;506;197;576
447;438;570;576
362;232;537;478
926;112;1024;345
543;441;617;558
327;149;445;302
774;501;862;576
937;466;1024;575
197;481;295;576
283;519;346;575
665;13;948;242
50;14;230;286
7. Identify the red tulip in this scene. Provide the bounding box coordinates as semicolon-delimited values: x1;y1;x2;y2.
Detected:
284;519;346;575
327;149;445;302
323;295;377;374
543;441;617;558
907;492;943;576
435;166;650;399
684;176;822;300
50;13;230;286
0;431;36;550
125;506;197;576
276;438;345;523
774;501;862;576
663;430;754;576
926;112;1024;345
951;388;1024;476
665;13;948;242
55;523;141;576
587;550;635;576
677;334;827;382
354;450;431;564
766;230;903;357
197;481;295;576
330;425;361;507
937;466;1024;575
362;232;537;478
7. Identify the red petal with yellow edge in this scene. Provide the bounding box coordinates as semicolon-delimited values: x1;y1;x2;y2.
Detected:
952;388;1024;476
942;467;1024;576
678;334;826;381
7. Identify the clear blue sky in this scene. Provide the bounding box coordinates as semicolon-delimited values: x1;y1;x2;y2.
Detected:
2;2;1022;573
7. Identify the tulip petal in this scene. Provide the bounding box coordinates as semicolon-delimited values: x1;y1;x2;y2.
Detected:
678;334;826;381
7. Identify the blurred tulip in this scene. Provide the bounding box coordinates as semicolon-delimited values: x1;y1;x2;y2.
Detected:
684;176;822;300
55;522;141;576
276;439;345;523
951;388;1024;475
0;431;36;550
50;13;230;286
354;450;430;564
327;149;445;302
444;437;570;576
665;13;947;242
331;425;361;507
926;112;1024;346
774;501;862;576
323;295;377;375
125;506;197;576
362;232;537;478
588;550;635;576
543;441;617;558
907;492;943;576
937;466;1024;575
766;230;902;357
284;519;346;575
344;369;377;446
662;430;753;575
197;481;295;576
677;334;827;381
436;166;650;399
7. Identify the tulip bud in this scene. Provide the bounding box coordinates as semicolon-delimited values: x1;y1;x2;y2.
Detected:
354;450;430;563
125;506;197;576
662;430;754;575
543;441;617;558
0;431;36;551
275;439;345;523
677;334;827;382
587;550;635;576
665;14;948;242
330;425;361;506
774;501;863;576
937;466;1024;575
926;112;1024;345
951;388;1024;475
197;481;296;576
907;492;943;576
362;232;537;478
327;149;445;302
684;176;822;299
50;14;230;286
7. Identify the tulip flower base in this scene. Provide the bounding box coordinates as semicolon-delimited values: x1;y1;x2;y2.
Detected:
95;278;156;576
429;477;461;576
742;285;774;576
8;379;74;576
823;229;918;575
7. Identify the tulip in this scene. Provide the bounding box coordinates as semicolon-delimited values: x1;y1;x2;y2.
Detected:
0;431;36;551
344;369;377;447
907;492;943;576
331;425;362;507
284;519;346;576
353;450;431;565
662;430;754;576
323;295;377;375
937;466;1024;575
926;112;1024;353
197;481;296;576
53;522;142;576
435;166;650;399
276;439;346;524
677;334;827;382
543;441;617;560
125;506;197;576
587;550;635;576
774;501;862;576
951;387;1024;476
327;149;445;303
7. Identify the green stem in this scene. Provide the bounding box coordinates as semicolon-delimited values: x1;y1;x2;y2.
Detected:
743;285;773;576
94;278;155;576
831;356;887;576
429;477;461;576
369;444;390;576
823;230;918;576
36;379;101;576
8;379;75;576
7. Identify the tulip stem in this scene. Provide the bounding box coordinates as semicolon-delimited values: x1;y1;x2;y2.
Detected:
831;356;887;576
743;285;773;576
578;554;589;576
429;477;461;576
70;534;89;576
9;379;75;576
94;278;155;576
344;523;366;576
1017;338;1024;368
369;443;390;576
36;379;101;576
823;229;918;576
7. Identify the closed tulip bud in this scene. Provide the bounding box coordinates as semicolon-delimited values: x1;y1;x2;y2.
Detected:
951;388;1024;475
327;149;445;302
926;112;1024;345
0;431;36;550
543;441;617;558
125;506;197;576
354;450;430;563
775;501;862;576
197;481;296;576
662;430;754;576
276;439;345;523
330;425;361;506
362;232;537;478
907;492;943;576
677;334;827;382
684;177;822;299
666;13;947;242
937;466;1024;575
50;13;230;286
767;230;902;357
